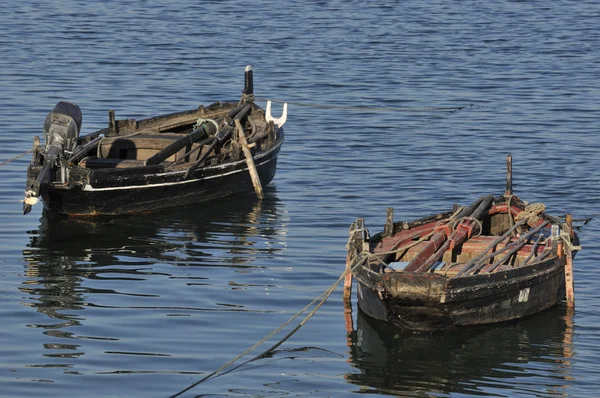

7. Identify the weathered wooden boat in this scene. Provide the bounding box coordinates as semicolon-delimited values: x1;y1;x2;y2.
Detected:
345;156;581;332
23;65;287;217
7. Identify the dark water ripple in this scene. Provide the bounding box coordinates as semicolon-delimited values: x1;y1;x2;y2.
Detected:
1;1;600;397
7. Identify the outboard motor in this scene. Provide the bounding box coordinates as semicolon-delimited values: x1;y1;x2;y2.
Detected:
23;101;82;214
44;101;82;157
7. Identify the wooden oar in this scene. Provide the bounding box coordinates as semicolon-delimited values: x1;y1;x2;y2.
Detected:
561;214;576;308
484;221;551;273
415;195;495;273
454;217;528;277
235;119;263;199
403;195;493;273
459;219;550;276
151;103;252;168
146;121;219;166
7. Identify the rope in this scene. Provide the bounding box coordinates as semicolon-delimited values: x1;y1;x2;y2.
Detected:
167;256;367;398
254;97;465;112
451;216;483;237
351;206;466;267
514;203;546;228
0;149;34;167
239;94;255;104
506;195;515;236
194;118;219;133
345;227;366;250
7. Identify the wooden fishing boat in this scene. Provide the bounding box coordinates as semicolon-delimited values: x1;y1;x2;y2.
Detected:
345;156;581;332
23;65;287;217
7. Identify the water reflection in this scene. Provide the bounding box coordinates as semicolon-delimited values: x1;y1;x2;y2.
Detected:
346;306;574;397
24;188;288;268
20;188;288;344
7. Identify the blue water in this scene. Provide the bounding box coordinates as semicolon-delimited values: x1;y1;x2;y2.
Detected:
1;1;599;397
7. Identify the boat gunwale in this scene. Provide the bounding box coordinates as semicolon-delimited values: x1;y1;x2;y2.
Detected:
76;100;241;144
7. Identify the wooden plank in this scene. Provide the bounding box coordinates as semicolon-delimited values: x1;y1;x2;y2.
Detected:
564;214;575;308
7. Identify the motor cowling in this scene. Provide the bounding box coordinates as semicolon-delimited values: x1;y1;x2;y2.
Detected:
43;101;82;154
23;101;83;215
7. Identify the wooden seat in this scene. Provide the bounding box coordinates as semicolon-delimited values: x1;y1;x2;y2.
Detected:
98;133;197;162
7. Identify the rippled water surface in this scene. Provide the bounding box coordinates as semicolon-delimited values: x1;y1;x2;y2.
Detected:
1;1;599;397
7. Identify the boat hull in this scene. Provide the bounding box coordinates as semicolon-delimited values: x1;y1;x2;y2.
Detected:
38;140;281;217
356;256;567;332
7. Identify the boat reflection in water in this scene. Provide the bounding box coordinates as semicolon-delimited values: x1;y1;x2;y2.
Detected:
345;304;574;396
20;188;288;348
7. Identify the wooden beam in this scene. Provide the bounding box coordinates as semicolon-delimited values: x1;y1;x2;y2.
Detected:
235;120;263;199
564;214;575;308
505;154;513;195
384;207;395;237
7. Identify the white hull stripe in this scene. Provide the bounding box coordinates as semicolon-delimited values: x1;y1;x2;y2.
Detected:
82;155;276;192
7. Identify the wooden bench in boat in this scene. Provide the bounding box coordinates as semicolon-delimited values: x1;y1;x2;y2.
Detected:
78;133;222;169
98;133;195;161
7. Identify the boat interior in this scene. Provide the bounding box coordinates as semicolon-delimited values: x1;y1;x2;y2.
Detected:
79;132;215;170
372;202;560;278
76;103;270;170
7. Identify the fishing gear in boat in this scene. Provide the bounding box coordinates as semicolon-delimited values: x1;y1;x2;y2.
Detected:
184;102;253;177
147;102;252;167
403;195;494;273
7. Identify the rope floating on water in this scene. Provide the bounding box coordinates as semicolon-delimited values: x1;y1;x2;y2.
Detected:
254;97;466;112
0;149;34;167
167;258;366;398
1;99;466;169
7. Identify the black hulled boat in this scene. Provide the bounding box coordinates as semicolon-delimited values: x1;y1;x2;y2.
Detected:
23;65;286;217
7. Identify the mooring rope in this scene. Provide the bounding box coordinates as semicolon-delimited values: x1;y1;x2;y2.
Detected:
254;97;465;112
0;149;34;167
168;256;367;398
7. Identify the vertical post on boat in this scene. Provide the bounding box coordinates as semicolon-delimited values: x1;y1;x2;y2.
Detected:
108;110;117;135
243;64;254;101
356;218;370;252
344;222;357;301
551;224;560;257
383;207;395;237
566;213;574;239
235;119;264;199
267;121;276;145
505;154;513;195
563;214;575;308
344;223;356;343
